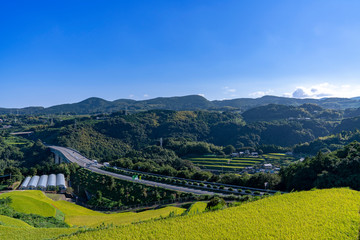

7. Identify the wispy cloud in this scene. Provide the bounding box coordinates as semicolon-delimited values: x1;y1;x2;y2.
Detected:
222;86;237;97
223;86;236;93
287;83;360;99
249;89;274;98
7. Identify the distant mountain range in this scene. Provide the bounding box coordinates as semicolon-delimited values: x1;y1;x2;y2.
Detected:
2;95;360;115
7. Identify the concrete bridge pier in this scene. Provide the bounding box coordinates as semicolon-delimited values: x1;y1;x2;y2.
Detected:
53;152;67;164
55;153;60;164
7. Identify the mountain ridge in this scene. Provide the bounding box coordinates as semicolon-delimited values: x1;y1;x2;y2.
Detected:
2;95;360;114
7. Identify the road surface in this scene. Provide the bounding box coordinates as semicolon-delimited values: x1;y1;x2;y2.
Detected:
49;145;222;195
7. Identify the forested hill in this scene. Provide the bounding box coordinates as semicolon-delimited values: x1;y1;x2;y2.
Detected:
2;95;360;114
33;109;340;161
280;141;360;191
242;103;342;122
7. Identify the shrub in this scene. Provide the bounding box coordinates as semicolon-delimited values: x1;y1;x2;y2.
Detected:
245;190;252;194
206;197;226;211
228;187;233;191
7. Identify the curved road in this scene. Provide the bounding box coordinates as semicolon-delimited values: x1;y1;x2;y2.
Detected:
49;146;221;195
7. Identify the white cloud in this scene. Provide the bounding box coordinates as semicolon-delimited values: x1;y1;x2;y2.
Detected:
143;94;149;98
249;89;274;98
129;94;135;98
223;86;237;94
290;82;360;99
198;93;205;97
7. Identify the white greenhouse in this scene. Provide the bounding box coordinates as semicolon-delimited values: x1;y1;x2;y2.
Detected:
19;173;67;191
19;176;31;190
27;176;40;190
37;175;48;190
47;174;57;190
56;173;66;190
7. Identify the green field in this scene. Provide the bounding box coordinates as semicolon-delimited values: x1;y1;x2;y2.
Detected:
188;153;296;172
3;136;31;145
186;202;207;215
58;188;360;240
187;156;264;171
0;215;33;228
0;191;186;239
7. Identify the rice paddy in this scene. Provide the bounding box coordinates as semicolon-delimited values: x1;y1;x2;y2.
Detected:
0;190;186;239
187;156;264;172
57;188;360;240
187;153;296;172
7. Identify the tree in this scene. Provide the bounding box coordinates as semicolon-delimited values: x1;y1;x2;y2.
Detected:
206;197;226;211
223;145;236;155
65;187;74;195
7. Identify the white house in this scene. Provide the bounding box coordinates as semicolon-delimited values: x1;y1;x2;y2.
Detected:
264;163;273;169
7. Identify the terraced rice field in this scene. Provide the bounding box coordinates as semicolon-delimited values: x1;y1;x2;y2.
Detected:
58;188;360;240
186;202;207;215
0;215;33;228
262;153;293;160
0;191;186;239
188;153;297;172
187;157;264;172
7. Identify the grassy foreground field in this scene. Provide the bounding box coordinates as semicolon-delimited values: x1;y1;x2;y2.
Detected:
0;191;185;240
59;188;360;240
186;202;207;215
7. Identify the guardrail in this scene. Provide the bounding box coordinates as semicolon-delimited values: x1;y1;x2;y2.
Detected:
48;145;286;195
106;166;285;194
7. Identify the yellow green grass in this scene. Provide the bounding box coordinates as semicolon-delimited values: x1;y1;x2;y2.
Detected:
0;215;33;228
188;157;265;172
0;192;56;217
59;188;360;240
187;202;207;215
67;206;185;227
0;225;78;240
200;164;244;169
0;191;185;227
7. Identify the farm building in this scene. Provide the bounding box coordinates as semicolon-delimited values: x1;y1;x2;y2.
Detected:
37;175;48;190
27;176;40;190
47;174;56;190
19;173;67;191
56;173;66;190
19;176;31;190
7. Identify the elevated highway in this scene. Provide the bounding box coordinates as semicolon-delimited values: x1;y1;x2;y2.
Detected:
48;146;221;195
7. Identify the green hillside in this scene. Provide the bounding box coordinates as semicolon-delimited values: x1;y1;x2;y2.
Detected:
0;190;186;240
0;215;33;228
1;189;359;239
0;191;185;227
58;188;360;240
2;95;360;115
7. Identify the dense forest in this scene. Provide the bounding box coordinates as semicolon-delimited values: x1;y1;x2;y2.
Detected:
280;141;360;191
32;106;354;157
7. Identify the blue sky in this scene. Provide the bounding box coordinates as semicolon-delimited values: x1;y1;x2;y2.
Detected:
1;0;360;107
